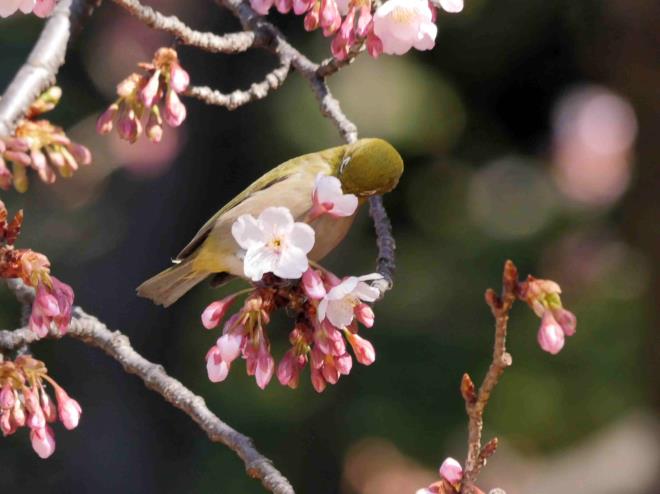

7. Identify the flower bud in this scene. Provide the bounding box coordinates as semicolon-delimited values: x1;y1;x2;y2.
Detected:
439;457;463;485
552;307;577;336
164;89;186;127
250;0;274;14
216;332;243;363
169;63;190;93
0;384;15;410
293;0;313;15
96;103;118;134
304;2;321;31
201;294;238;329
206;347;230;383
139;70;161;107
302;268;326;300
354;303;375;328
30;425;56;459
537;311;565;355
274;0;292;14
345;332;376;365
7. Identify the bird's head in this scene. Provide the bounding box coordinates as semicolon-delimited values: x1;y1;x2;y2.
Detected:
338;138;404;197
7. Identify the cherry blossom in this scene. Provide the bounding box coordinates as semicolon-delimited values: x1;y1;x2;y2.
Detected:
372;0;437;55
232;207;315;282
317;273;382;328
437;0;463;14
0;0;56;18
439;457;463;485
310;173;359;220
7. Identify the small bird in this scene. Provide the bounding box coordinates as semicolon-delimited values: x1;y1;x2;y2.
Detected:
137;137;404;307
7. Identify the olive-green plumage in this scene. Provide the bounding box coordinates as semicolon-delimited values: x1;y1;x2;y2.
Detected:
137;137;404;307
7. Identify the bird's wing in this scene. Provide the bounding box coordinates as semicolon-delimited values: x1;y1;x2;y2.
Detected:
175;146;345;261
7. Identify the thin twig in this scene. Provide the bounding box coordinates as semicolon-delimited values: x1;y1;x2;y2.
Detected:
0;0;98;137
185;57;291;110
459;260;517;494
0;282;295;494
111;0;260;54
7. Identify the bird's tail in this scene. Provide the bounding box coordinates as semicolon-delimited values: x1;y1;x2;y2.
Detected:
137;257;209;307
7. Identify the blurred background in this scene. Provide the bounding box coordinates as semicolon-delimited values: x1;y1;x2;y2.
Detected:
1;0;658;492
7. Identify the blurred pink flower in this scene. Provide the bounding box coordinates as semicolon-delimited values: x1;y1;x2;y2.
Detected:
373;0;437;55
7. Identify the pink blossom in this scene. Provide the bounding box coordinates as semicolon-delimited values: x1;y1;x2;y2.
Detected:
255;343;275;389
274;0;292;13
354;303;375;328
318;273;381;328
310;173;359;220
537;311;565;355
96;104;118;134
201;294;238;329
345;332;375;365
439;457;463;485
552;307;577;336
216;332;243;363
302;268;326;300
232;207;315;281
320;0;342;35
164;89;187;127
29;277;74;338
0;0;55;17
372;0;438;55
293;0;313;15
40;389;57;423
206;346;230;383
54;388;82;430
169;63;190;93
33;0;56;17
310;367;327;393
250;0;273;14
30;425;56;459
0;385;15;410
304;2;321;30
139;70;161;107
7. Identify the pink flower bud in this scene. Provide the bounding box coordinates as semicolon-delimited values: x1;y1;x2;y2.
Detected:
277;350;300;387
216;332;243;363
33;0;56;17
12;400;25;427
537;311;565;355
28;409;46;430
201;294;238;329
255;346;274;389
293;0;313;15
335;352;352;375
356;5;372;37
0;410;13;436
366;31;383;58
55;388;81;430
274;0;292;13
117;108;142;143
96;104;118;134
304;2;321;30
139;70;161;107
0;384;15;410
354;303;375;328
206;347;230;383
164;89;187;127
250;0;274;14
40;390;57;423
169;63;190;93
311;367;326;393
346;333;376;365
320;0;341;35
552;307;577;336
439;457;463;485
30;425;56;459
302;268;326;300
322;360;340;384
68;143;92;166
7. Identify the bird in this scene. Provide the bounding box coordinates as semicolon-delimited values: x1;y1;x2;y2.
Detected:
137;137;404;307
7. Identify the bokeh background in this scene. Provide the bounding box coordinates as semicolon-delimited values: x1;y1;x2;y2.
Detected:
1;0;658;492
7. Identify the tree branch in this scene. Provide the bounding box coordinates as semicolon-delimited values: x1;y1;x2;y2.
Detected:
0;281;295;494
184;57;291;110
459;260;517;493
110;0;260;54
0;0;97;137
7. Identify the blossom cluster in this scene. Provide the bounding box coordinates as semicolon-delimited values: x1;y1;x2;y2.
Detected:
0;355;81;458
250;0;463;59
0;201;74;337
0;87;91;193
97;48;190;144
203;174;381;391
518;276;577;355
0;0;55;18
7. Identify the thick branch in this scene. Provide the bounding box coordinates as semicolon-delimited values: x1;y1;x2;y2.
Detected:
185;57;291;110
0;0;97;137
460;261;518;493
0;282;294;494
111;0;259;54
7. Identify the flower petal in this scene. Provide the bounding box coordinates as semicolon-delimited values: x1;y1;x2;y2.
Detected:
274;246;309;279
244;245;279;281
258;206;294;237
327;299;355;328
289;222;315;253
232;214;264;250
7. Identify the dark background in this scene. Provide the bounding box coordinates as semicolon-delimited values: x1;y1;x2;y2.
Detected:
1;0;658;492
